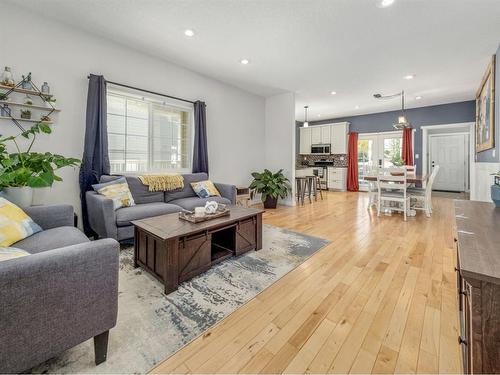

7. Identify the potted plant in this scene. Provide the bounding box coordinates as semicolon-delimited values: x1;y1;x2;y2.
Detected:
250;169;291;209
0;122;80;206
44;96;56;108
0;93;8;101
20;109;31;119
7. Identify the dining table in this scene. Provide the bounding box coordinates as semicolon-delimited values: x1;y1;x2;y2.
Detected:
364;174;428;187
363;173;429;216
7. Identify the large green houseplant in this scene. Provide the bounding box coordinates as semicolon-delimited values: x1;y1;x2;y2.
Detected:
0;122;80;206
250;169;292;209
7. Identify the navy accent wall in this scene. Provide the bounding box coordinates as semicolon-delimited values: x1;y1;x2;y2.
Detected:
296;100;476;173
477;44;500;163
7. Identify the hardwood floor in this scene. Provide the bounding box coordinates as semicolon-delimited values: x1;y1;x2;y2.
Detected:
151;191;462;374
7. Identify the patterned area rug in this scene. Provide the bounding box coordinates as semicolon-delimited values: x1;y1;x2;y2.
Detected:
33;224;330;374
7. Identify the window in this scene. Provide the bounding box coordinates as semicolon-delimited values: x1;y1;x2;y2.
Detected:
107;90;193;174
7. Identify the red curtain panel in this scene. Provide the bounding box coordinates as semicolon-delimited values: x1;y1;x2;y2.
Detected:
402;127;414;166
347;132;359;192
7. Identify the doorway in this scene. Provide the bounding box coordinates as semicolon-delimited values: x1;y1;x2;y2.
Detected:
429;133;469;192
358;131;406;191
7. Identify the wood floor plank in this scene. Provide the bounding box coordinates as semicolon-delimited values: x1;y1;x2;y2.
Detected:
150;192;462;374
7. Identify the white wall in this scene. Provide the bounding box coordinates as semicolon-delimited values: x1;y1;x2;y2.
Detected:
470;162;500;202
265;92;296;206
1;3;266;218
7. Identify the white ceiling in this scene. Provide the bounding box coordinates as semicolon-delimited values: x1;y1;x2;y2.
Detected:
9;0;500;120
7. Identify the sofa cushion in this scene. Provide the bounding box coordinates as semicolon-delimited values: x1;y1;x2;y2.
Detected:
0;197;42;247
0;247;30;262
92;177;135;210
100;175;164;204
14;227;90;254
115;202;183;227
169;196;231;212
165;173;208;202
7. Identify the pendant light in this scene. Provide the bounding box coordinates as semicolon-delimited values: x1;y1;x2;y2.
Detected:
303;106;309;128
393;90;410;130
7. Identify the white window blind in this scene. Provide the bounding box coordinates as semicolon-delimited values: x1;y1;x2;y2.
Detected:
107;91;192;174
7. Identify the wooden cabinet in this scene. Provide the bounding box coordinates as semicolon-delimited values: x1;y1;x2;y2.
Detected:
327;167;346;191
454;200;500;374
311;126;322;144
299;127;312;154
330;122;348;154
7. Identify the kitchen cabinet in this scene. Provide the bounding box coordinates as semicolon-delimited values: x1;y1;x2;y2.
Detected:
299;127;312;154
311;127;322;144
327;167;346;191
330;122;348;154
320;126;331;144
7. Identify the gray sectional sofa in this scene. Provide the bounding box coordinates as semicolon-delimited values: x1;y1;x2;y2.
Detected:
86;172;237;241
0;205;120;373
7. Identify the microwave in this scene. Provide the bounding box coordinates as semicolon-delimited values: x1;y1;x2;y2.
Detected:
311;144;331;154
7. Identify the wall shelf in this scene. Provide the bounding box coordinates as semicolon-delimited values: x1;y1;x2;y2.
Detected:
0;83;53;98
0;116;53;124
0;100;60;112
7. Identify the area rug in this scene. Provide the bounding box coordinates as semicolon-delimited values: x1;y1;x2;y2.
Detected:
33;224;330;374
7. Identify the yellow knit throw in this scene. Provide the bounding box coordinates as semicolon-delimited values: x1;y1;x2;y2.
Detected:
138;174;184;192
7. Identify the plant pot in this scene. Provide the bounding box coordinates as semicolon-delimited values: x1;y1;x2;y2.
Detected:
263;196;278;209
31;187;50;206
20;112;31;120
1;187;33;207
491;184;500;208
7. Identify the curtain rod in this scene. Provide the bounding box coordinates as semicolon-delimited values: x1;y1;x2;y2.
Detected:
87;75;196;104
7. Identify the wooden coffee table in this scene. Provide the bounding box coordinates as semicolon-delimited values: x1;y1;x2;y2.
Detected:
131;206;264;294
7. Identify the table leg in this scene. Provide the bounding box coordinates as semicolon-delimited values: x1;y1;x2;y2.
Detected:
255;213;263;250
164;238;179;294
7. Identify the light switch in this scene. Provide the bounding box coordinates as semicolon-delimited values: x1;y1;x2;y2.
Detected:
415;154;419;159
493;149;496;158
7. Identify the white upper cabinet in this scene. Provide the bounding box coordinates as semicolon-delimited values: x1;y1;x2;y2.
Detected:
320;126;331;144
299;127;312;154
311;126;322;144
330;122;349;154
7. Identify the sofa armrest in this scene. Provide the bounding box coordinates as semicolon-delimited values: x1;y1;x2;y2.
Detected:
214;183;237;204
0;238;119;373
23;204;74;230
86;191;117;239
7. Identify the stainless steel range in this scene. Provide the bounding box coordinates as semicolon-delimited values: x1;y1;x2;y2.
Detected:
312;159;334;190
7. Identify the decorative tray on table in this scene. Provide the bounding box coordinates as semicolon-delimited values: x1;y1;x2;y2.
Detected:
179;205;230;223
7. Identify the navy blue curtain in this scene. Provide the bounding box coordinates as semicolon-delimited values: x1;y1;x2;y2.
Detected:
79;74;109;234
192;101;209;174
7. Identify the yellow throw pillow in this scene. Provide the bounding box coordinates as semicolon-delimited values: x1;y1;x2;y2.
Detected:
0;197;42;247
92;177;135;210
190;180;221;199
0;246;30;262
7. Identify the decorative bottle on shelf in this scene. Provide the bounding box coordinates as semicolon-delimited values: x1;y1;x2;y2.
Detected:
41;82;50;95
1;104;10;117
1;66;15;87
21;73;32;90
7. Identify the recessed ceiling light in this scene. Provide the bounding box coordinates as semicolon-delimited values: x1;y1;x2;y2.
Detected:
377;0;395;8
404;74;415;80
330;91;337;95
415;95;423;100
240;59;250;65
184;29;195;37
355;105;360;109
317;114;322;117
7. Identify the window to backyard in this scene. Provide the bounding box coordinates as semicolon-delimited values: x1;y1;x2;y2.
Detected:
107;90;193;174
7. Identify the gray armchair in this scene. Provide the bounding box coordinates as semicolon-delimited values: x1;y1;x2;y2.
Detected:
0;205;120;373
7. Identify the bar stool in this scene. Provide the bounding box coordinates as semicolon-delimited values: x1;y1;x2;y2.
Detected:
313;176;323;200
295;177;309;205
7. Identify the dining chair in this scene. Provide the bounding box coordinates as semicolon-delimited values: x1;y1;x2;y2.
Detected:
377;167;410;221
366;165;379;209
405;164;417;175
408;165;440;217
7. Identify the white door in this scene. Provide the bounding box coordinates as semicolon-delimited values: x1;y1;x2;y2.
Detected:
358;131;404;191
430;134;467;192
